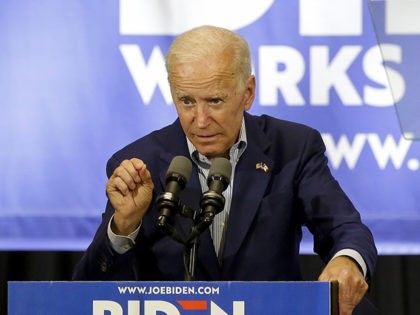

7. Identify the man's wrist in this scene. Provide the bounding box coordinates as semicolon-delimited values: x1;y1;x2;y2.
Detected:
107;215;141;254
332;249;367;278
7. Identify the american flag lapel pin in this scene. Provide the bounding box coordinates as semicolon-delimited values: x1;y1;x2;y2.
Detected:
256;162;269;173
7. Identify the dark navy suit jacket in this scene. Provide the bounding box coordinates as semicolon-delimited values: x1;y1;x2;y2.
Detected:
73;113;377;283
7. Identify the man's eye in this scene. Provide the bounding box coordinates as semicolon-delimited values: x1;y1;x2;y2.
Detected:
210;98;222;105
181;98;193;106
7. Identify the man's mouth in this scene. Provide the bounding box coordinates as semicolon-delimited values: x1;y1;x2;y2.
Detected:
193;133;218;140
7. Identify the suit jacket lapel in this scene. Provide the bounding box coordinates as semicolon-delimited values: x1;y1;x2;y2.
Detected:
221;114;274;276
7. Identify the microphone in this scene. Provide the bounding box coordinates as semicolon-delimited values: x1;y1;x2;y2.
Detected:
157;156;192;228
198;157;232;227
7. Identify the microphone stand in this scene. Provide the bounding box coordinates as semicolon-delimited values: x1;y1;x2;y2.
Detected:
182;206;202;281
185;230;200;281
157;200;205;281
157;182;226;281
184;192;225;280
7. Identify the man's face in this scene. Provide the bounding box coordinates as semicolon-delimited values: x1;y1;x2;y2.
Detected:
169;52;255;160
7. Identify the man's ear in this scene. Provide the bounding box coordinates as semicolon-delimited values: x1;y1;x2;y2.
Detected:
244;75;256;111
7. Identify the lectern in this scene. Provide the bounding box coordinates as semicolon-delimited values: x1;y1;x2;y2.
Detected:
8;281;337;314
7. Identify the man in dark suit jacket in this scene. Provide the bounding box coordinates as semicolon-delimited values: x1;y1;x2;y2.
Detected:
73;25;377;315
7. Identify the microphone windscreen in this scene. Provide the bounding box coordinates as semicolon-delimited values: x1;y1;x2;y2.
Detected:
209;157;232;183
166;156;192;180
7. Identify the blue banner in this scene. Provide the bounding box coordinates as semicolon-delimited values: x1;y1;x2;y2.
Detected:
8;281;334;314
1;0;419;253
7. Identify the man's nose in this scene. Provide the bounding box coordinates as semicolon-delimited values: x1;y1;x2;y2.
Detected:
195;104;210;127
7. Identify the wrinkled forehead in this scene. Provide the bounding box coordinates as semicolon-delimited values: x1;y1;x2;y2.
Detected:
169;50;237;83
169;61;238;94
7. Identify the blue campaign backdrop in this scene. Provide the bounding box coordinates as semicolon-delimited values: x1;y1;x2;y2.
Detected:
1;0;419;253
